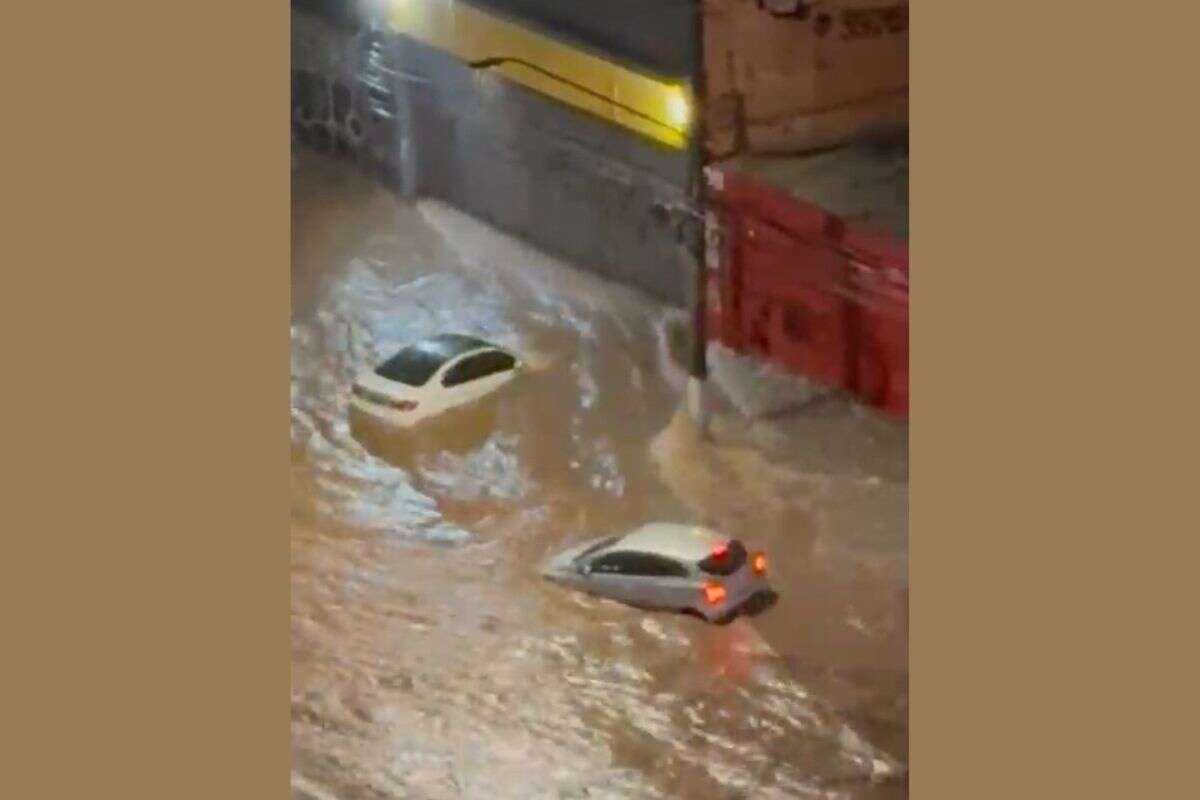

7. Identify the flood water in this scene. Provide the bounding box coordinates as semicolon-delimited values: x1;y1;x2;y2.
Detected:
291;151;909;799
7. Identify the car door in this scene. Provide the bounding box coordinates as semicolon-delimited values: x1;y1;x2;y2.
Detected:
584;551;643;606
634;555;698;610
439;349;516;406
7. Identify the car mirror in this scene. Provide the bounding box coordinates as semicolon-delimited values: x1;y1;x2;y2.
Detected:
577;562;591;576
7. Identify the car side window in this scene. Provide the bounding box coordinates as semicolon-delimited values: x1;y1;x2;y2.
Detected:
590;552;634;575
442;350;516;387
590;551;688;578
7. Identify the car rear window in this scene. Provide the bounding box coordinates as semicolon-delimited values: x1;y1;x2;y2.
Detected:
374;346;448;386
697;540;747;576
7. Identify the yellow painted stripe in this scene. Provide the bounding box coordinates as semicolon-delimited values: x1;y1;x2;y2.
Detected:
385;0;691;148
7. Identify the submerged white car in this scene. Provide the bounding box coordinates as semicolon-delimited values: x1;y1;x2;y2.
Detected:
541;523;778;624
350;334;523;427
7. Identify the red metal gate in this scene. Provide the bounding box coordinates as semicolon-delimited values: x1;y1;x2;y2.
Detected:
705;167;909;418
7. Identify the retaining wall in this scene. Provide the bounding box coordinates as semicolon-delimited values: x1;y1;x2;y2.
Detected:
291;10;694;305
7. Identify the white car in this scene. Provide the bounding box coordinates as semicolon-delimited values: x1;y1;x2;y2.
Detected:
350;334;523;427
541;523;778;624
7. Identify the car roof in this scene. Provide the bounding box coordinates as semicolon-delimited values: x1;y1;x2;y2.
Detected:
413;333;504;361
371;334;507;387
602;522;728;564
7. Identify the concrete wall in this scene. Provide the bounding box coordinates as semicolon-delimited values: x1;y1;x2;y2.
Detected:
291;11;694;306
704;0;908;156
292;13;404;187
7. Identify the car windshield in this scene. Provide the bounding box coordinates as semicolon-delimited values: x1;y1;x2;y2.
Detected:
442;350;516;387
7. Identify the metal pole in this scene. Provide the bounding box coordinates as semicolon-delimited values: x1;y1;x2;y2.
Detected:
686;0;709;433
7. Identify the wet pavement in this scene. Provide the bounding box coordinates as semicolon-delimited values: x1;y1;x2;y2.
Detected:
291;151;908;799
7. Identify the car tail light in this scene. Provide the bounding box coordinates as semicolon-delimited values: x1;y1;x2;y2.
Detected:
703;581;727;605
752;552;767;575
352;385;417;412
698;540;746;577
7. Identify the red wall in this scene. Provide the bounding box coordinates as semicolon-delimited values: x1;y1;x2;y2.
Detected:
706;167;908;417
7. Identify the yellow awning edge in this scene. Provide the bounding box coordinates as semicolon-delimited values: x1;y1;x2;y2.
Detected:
385;0;691;149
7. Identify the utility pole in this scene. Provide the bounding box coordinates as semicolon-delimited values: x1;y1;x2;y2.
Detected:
686;0;710;435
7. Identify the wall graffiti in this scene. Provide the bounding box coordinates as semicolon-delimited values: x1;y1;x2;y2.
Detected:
753;2;908;41
291;28;406;193
756;0;813;19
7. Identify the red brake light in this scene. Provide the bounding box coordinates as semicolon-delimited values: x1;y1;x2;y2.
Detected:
710;543;729;559
351;384;418;412
703;581;727;605
752;552;767;575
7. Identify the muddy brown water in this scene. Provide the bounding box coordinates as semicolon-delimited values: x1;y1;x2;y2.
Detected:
291;151;908;799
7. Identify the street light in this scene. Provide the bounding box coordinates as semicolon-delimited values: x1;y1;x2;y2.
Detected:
667;86;691;132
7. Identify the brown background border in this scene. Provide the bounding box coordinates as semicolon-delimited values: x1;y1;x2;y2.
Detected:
4;1;1198;797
